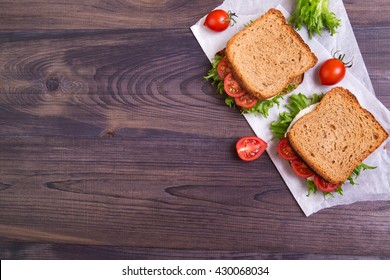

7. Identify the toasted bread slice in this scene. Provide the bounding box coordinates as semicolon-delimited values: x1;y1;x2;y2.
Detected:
225;8;317;100
287;87;388;184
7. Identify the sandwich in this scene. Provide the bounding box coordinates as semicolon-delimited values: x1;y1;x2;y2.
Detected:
272;87;388;195
204;8;318;117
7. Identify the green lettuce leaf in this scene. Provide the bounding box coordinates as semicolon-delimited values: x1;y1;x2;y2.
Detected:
306;180;317;197
241;94;284;118
289;0;341;39
204;55;224;94
347;163;376;186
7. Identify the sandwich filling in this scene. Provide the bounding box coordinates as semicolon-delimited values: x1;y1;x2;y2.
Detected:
204;53;295;117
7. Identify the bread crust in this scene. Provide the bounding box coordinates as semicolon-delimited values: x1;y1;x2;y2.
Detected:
225;8;317;100
287;87;388;184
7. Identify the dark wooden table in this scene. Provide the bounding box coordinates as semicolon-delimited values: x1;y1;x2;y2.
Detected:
0;0;389;260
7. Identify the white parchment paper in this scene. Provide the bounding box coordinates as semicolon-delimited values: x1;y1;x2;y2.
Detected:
191;0;390;216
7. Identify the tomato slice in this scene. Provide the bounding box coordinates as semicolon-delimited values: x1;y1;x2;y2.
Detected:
277;138;298;161
234;92;258;108
313;175;340;193
291;159;314;178
236;136;267;162
217;57;231;79
224;73;245;97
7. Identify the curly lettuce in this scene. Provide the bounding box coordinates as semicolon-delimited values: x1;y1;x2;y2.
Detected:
289;0;341;39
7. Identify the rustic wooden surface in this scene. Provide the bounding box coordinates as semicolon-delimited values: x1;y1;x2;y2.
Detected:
0;0;389;260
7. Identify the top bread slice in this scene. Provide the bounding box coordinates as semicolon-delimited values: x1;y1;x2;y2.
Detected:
225;8;317;100
287;87;388;184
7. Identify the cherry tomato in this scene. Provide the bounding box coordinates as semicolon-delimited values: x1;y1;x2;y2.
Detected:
236;136;267;162
313;175;340;193
234;92;258;108
224;73;245;97
291;159;314;178
204;9;237;32
318;58;346;85
277;138;298;161
217;57;231;79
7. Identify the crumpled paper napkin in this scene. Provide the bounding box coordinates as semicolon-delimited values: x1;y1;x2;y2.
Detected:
191;0;390;216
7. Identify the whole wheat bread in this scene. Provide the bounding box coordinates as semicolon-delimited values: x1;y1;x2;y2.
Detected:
287;87;388;184
285;74;303;93
225;8;317;100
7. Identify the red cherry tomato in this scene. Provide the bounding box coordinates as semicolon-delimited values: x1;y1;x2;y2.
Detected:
236;136;267;162
217;57;231;79
319;51;353;85
204;9;237;32
234;92;258;108
291;159;314;178
224;73;245;97
319;58;346;85
313;175;340;193
277;138;299;161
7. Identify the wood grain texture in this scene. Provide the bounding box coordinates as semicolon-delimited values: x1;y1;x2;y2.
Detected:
1;242;387;260
0;0;218;30
0;0;388;29
0;0;390;260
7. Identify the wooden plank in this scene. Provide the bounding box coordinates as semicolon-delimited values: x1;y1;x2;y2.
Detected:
0;242;385;259
0;0;388;30
0;0;217;30
344;0;390;27
354;27;390;102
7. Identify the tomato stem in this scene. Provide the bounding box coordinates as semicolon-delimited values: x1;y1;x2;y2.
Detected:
331;49;353;68
225;11;237;26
